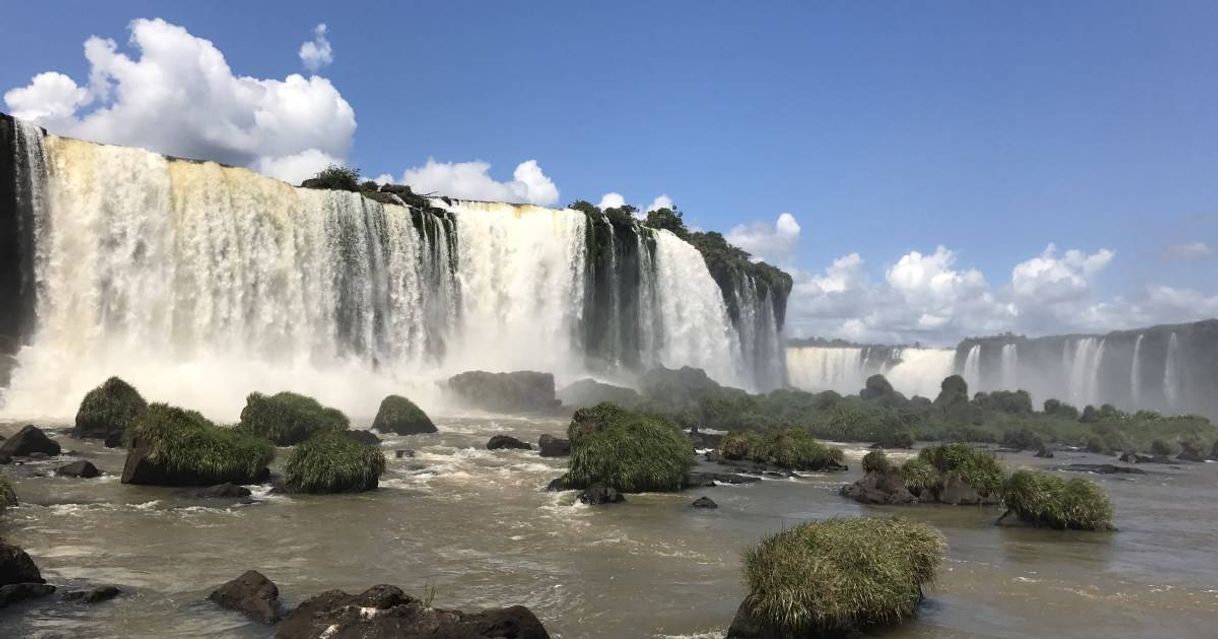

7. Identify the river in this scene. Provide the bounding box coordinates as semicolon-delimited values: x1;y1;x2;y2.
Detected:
1;416;1215;638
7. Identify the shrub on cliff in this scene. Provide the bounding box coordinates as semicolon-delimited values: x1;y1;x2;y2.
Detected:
73;376;148;441
563;402;692;492
282;430;386;494
124;404;274;486
1000;470;1114;531
301;164;360;191
733;516;945;637
239;392;348;446
371;395;436;435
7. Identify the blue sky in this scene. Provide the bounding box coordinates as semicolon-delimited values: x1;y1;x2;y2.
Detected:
2;1;1216;344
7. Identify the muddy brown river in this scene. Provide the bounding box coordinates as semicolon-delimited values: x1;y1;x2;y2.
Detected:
1;416;1215;638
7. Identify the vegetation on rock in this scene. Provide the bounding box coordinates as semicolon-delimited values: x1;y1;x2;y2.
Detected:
73;376;147;441
238;392;348;446
862;450;893;474
0;470;16;512
301;164;360;191
1000;469;1114;531
125;403;274;486
719;428;844;471
371;395;435;435
735;516;945;637
562;402;693;493
282;430;386;494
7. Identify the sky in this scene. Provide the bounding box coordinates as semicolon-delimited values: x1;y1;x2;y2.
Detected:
2;1;1216;346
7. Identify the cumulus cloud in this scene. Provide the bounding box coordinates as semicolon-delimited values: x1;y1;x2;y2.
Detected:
646;194;674;212
1010;244;1114;303
298;23;333;71
401;158;560;206
725;212;802;264
253;149;344;184
1163;241;1212;261
597;192;626;209
3;18;356;182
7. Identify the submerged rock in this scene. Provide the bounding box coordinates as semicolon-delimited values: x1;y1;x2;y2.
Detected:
690;496;718;509
684;471;761;487
63;585;121;604
578;482;625;505
487;435;532;451
537;434;570;457
192;483;253;498
0;583;56;608
0;425;61;459
56;460;100;478
394;449;415;459
274;584;550;639
209;570;283;624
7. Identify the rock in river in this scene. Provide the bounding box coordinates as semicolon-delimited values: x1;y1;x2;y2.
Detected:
537;434;570;457
209;570;283;624
56;460;101;478
0;425;61;459
487;435;532;451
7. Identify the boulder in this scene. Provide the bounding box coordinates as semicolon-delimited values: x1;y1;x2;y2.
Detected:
545;477;569;492
1119;451;1173;464
63;585;121;604
56;460;101;478
556;378;642;409
841;472;918;505
688;429;724;450
371;395;437;435
447;370;562;414
690;496;718;509
1035;445;1055;459
726;600;768;639
208;570;283;624
487;435;532;451
122;438;271;487
344;430;382;446
578;482;624;505
103;431;123;448
0;425;61;458
274;584;550;639
537;434;570;457
937;474;999;506
0;543;44;586
0;583;55;608
394;449;415;459
193;483;253;498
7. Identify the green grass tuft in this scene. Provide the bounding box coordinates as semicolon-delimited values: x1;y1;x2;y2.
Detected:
283;430;386;494
719;428;844;471
917;443;1005;498
238;391;349;446
564;402;693;492
1002;469;1114;531
0;470;17;512
129;403;275;485
862;450;892;474
899;458;939;493
73;376;148;440
741;516;946;636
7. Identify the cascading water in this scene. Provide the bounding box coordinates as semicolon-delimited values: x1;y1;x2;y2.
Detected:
0;119;780;419
1131;333;1143;406
1164;332;1180;409
1066;337;1102;407
785;345;954;399
962;344;982;391
785;347;867;395
1000;343;1018;389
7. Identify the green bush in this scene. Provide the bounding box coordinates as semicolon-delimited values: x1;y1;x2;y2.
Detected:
127;403;275;485
917;444;1005;498
1149;439;1175;457
239;391;349;446
282;430;386;493
563;402;693;492
1001;426;1043;451
721;431;759;461
740;516;945;636
875;428;915;449
899;458;939;493
73;376;148;440
0;471;17;512
761;429;845;470
862;450;892;474
302;164;360;191
371;395;435;435
1001;469;1114;531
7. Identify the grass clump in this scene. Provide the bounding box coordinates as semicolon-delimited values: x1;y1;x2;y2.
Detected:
1001;469;1114;531
73;376;148;441
862;450;892;474
239;391;348;446
371;395;436;435
563;402;693;492
719;428;844;471
739;516;945;636
127;403;275;486
917;443;1005;498
0;471;17;512
899;458;939;493
282;430;386;494
301;164;360;191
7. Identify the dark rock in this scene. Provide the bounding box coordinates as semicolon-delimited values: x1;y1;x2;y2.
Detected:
0;543;44;586
688;429;724;450
122;439;269;487
545;477;569;492
394;449;415;459
1177;450;1207;463
447;370;562;414
487;435;532;451
537;434;570;457
103;431;123;448
726;600;768;639
1035;446;1055;458
344;430;382;446
690;496;718;509
937;474;1000;506
274;584;550;639
703;450;722;463
841;471;918;505
684;471;761;487
578;482;625;505
27;451;49;460
371;395;436;435
0;425;61;458
1119;451;1173;464
0;583;56;608
556;378;642;409
0;451;9;464
56;460;100;478
209;570;283;624
63;585;120;604
1061;463;1146;475
193;483;253;498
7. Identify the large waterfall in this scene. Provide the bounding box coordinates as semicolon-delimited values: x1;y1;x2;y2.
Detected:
785;345;954;399
0;116;784;420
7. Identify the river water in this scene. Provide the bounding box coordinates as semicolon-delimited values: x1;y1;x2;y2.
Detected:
1;416;1215;638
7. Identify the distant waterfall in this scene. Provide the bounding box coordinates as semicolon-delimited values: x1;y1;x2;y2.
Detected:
1130;333;1144;405
1000;343;1018;389
963;344;981;391
0;118;781;419
1164;332;1180;409
785;345;953;399
1066;337;1105;407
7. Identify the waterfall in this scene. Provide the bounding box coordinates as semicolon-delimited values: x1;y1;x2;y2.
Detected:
0;120;780;419
883;348;956;398
1000;343;1018;389
1066;337;1104;407
962;344;981;391
785;347;866;395
1131;333;1143;405
1164;332;1181;409
785;345;953;399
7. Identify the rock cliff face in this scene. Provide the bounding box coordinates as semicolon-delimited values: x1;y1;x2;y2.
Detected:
0;114;43;387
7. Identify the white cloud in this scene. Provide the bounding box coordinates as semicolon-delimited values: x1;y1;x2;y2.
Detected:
253;149;343;184
725;212;802;264
298;23;334;71
646;194;674;212
1163;241;1212;261
3;18;356;182
1010;243;1114;303
597;192;626;209
401;158;559;205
